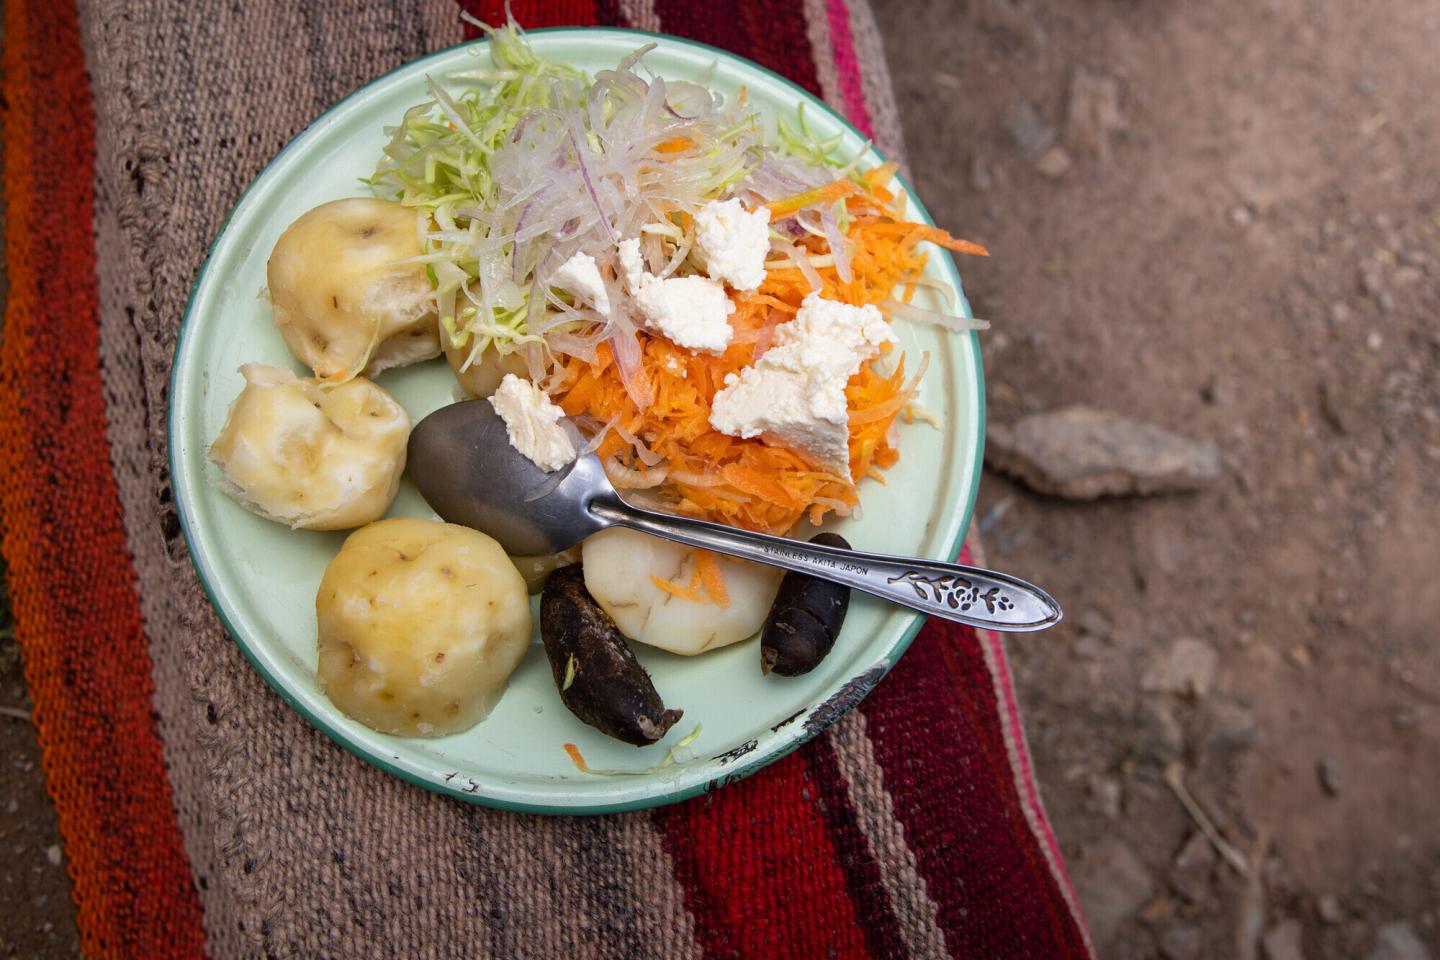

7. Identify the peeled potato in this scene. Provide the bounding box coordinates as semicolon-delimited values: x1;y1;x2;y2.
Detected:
208;364;409;530
511;548;579;595
444;336;530;399
268;197;439;379
581;528;782;655
316;518;532;737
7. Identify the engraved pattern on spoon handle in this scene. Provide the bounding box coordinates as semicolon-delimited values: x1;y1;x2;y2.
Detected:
591;497;1062;632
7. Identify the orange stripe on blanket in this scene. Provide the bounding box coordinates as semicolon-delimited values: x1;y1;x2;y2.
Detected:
0;0;207;956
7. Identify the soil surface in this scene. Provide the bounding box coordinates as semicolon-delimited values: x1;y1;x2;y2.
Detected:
876;0;1440;957
4;2;1439;957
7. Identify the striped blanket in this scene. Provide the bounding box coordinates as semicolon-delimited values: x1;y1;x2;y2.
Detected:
0;0;1093;955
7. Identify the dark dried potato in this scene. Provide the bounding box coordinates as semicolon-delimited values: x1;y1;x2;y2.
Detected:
540;565;682;746
761;532;852;676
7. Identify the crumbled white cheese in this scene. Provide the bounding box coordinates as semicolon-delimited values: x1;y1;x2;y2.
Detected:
616;237;736;354
551;251;610;315
487;374;577;472
709;293;896;475
694;198;771;292
617;238;647;296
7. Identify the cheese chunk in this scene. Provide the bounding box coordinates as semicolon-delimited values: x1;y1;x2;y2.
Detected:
551;250;611;315
709;293;896;475
694;198;771;292
488;374;577;472
616;237;735;354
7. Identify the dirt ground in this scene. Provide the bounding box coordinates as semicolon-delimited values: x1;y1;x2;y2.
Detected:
876;0;1440;956
4;1;1439;957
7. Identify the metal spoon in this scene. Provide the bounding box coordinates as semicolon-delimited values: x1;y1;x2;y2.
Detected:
408;401;1061;632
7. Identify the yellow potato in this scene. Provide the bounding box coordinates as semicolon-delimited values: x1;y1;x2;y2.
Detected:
268;197;439;379
208;364;409;530
510;548;579;595
581;528;782;655
444;336;530;399
316;518;532;737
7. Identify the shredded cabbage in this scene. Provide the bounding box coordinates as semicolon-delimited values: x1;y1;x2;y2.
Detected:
370;19;851;371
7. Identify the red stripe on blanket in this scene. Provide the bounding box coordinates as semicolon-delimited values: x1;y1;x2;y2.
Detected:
821;0;873;138
654;754;873;960
0;0;208;956
861;620;1092;958
457;0;601;34
803;736;910;959
655;0;823;98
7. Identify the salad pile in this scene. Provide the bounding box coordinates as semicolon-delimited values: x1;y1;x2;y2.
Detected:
370;20;987;535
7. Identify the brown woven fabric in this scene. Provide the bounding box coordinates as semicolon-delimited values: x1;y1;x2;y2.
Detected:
79;2;907;955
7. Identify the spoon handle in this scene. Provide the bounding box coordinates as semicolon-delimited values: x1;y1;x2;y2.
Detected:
590;497;1061;632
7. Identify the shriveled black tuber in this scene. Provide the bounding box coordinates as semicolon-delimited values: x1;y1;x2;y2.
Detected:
540;565;682;745
760;532;852;677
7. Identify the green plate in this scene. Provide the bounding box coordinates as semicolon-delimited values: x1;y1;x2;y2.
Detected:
169;28;984;814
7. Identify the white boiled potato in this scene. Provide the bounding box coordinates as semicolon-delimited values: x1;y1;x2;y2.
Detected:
268;197;439;379
444;336;530;399
316;518;532;737
208;364;409;530
581;527;782;655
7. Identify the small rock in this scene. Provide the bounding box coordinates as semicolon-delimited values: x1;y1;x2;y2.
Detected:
1035;146;1073;178
1263;919;1307;960
1160;924;1203;960
1367;330;1384;351
1204;697;1258;750
1231;205;1254;226
1074;839;1153;945
1066;67;1126;163
4;799;16;814
1317;894;1345;924
1142;638;1219;698
1087;773;1122;819
45;844;62;867
1368;922;1433;960
985;406;1222;499
1135;697;1186;761
1318;757;1344;796
1171;831;1215;902
1320;381;1369;435
1327;301;1353;327
1009;103;1055;159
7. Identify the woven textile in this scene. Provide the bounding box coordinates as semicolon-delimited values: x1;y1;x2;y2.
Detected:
0;0;1094;956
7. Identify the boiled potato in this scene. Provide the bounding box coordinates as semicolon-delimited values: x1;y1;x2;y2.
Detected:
316;518;532;736
444;335;530;399
208;364;408;530
581;528;783;655
511;548;579;595
268;197;439;379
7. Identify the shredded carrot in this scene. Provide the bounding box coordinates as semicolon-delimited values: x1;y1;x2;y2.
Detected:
656;136;693;154
549;178;982;536
765;178;860;218
694;550;730;607
650;571;705;603
563;743;588;772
